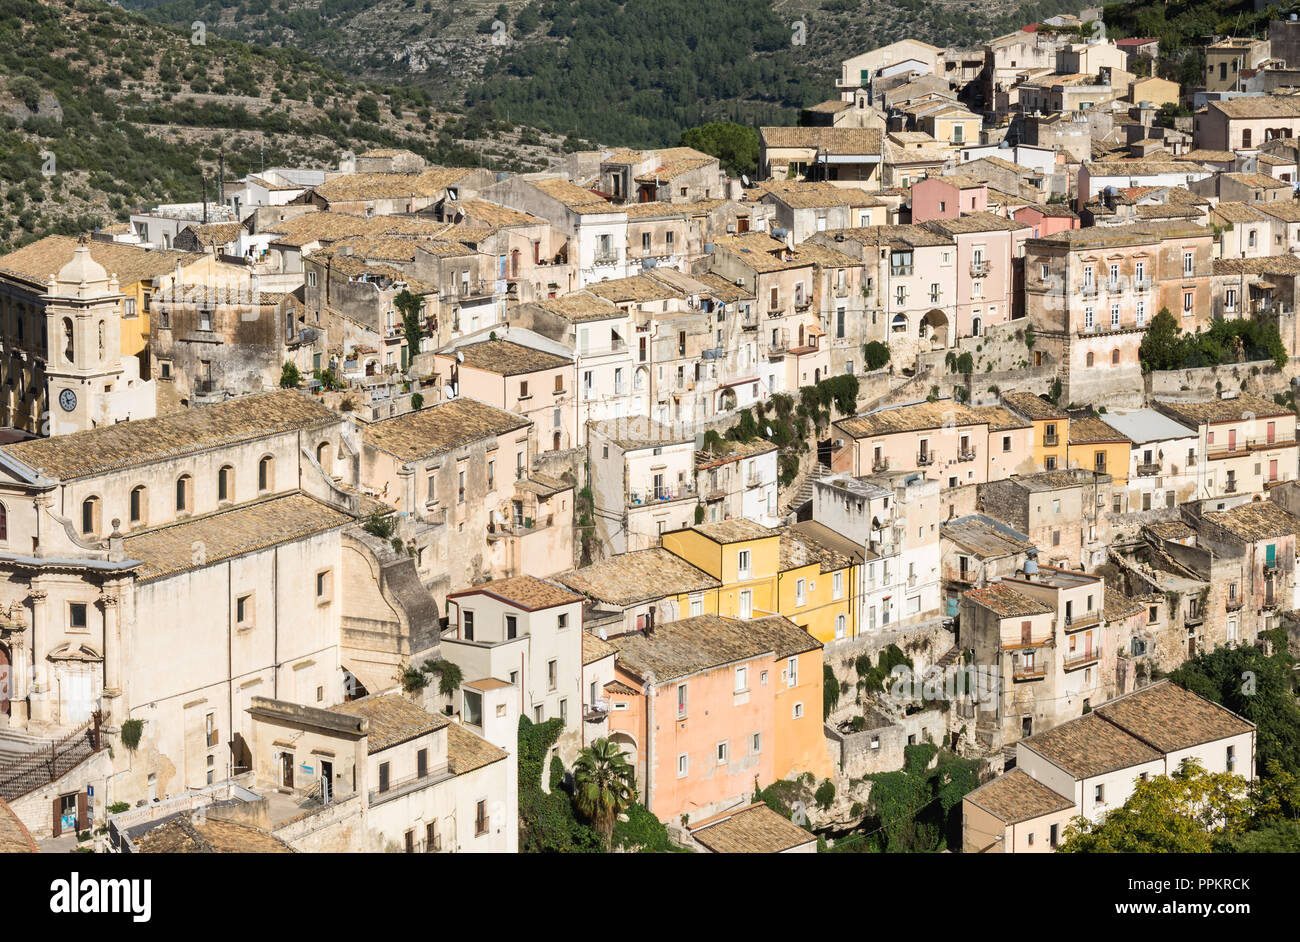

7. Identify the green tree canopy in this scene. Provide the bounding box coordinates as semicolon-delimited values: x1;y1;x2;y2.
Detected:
679;121;760;177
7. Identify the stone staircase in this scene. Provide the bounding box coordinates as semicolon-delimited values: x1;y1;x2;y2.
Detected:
934;645;962;672
784;462;830;515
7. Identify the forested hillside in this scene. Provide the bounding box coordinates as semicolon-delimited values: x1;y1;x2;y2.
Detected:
0;0;564;254
118;0;1084;147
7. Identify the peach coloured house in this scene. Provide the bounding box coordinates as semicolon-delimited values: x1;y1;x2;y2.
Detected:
1012;203;1080;240
605;613;824;824
911;175;988;223
831;398;1035;487
923;212;1030;339
433;338;577;453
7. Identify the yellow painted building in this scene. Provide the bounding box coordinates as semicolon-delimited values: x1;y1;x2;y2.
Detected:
1003;392;1069;472
661;519;781;621
1066;415;1132;487
775;521;860;644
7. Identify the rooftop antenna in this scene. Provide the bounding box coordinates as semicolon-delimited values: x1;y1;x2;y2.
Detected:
201;172;208;224
218;150;225;209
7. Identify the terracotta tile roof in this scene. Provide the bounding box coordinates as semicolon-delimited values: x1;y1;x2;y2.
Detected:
364;397;529;463
1177;149;1237;164
780;520;864;571
182;222;243;245
1029;220;1209;249
759;126;883;154
836;400;985;438
1254;201;1300;223
1103;586;1145;622
1210;97;1300;120
454;198;544;228
532;292;623;322
588;416;691;450
2;390;338;480
622;200;692;220
1155;392;1291;426
695;438;776;470
0;235;201;288
924;212;1029;235
1068;415;1130;445
1201;500;1300;542
449;574;582;611
1094;681;1254;753
331;694;450;753
711;233;818;272
610;613;804;683
583;631;617;665
264;212;452;247
586;274;684;304
1213;255;1300;276
690;802;817;852
1023;712;1163;778
450;339;572;376
763;186;884;210
532;177;617;214
557;548;720;606
1003;392;1067;421
824;224;953;249
964;768;1074;825
972;405;1032;432
0;798;37;853
1223;172;1291;190
963;581;1053;618
691;518;775;544
136;816;295;853
309;167;478;202
692;271;756;302
123;493;353;581
447;722;509;773
942;516;1033;558
635;156;714;183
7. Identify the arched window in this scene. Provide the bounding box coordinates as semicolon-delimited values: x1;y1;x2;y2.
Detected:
316;442;332;475
891;313;908;333
129;485;146;525
176;474;192;513
1111;348;1121;365
258;455;274;493
62;317;74;364
218;465;235;503
972;317;982;337
98;320;105;360
0;502;8;542
1086;352;1095;367
81;496;100;536
510;249;521;278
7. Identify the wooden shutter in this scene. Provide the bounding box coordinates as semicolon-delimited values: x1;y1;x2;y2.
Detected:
52;798;61;838
76;791;88;832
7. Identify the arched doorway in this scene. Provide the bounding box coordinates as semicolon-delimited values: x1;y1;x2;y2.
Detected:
921;309;950;348
552;430;561;451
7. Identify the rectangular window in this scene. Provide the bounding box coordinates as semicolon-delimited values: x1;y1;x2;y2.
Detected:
379;762;390;793
717;741;728;764
677;683;688;718
677;754;688;778
547;659;557;691
833;570;844;600
205;712;218;748
475;800;488;836
787;656;798;687
795;578;807;607
462;610;475;641
738;589;752;619
417;748;428;778
735;665;748;692
737;549;751;579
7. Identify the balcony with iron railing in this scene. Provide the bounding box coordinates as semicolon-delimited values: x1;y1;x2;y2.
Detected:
1207;436;1293;459
370;764;454;807
1225;480;1238;493
1137;462;1161;476
1064;611;1100;631
891;265;913;276
629;482;697;507
1062;647;1100;671
917;452;935;466
1012;663;1048;682
970;260;991;277
584;697;611;723
956;450;977;462
872;457;890;472
1043;433;1059;447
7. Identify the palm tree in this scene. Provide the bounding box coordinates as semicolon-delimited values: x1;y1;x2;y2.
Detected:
572;738;635;846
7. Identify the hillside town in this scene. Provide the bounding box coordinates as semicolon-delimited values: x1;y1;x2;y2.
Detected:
2;7;1299;858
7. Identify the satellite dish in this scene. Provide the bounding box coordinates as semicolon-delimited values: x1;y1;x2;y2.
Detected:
456;350;464;363
446;189;459;201
765;425;773;437
443;384;456;400
785;231;795;252
741;174;752;188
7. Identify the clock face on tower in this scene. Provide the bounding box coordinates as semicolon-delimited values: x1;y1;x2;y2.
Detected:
59;388;77;412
